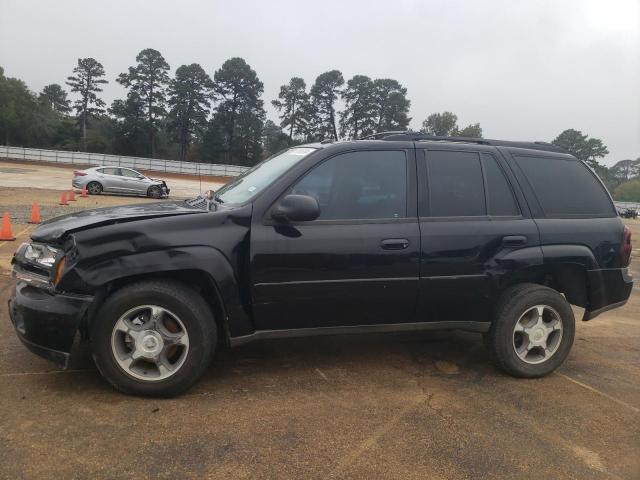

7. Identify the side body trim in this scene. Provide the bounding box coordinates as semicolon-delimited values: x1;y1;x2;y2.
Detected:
229;320;491;346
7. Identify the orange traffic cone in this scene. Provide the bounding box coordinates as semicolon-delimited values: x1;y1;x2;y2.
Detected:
59;192;68;205
81;187;88;198
69;189;76;201
28;203;41;224
0;212;15;241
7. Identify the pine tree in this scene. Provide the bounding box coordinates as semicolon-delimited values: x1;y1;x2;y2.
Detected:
271;77;309;144
309;70;344;141
39;84;71;114
339;75;376;139
205;58;265;166
166;64;213;162
371;79;410;133
66;58;108;151
117;49;170;157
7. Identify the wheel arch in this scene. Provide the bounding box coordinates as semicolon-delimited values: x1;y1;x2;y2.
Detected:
498;262;589;308
69;246;253;344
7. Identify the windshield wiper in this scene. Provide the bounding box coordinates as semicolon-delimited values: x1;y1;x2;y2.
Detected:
214;194;224;204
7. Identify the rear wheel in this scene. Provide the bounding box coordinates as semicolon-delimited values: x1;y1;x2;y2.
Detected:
485;283;575;378
147;185;162;199
90;280;216;397
87;181;103;195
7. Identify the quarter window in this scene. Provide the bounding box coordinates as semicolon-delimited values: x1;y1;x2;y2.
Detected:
515;155;614;217
291;151;407;220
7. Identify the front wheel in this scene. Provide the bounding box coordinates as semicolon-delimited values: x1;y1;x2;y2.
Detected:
147;185;162;199
485;283;575;378
90;280;216;397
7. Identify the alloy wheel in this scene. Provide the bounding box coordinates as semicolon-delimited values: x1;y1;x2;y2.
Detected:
110;305;190;381
512;305;563;364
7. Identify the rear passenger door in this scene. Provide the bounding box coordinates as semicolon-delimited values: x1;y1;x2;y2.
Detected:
417;147;541;323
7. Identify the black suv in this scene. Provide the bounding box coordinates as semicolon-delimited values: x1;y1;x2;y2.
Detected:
9;133;634;397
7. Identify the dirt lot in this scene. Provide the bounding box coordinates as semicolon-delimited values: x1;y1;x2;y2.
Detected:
0;188;639;479
0;159;228;198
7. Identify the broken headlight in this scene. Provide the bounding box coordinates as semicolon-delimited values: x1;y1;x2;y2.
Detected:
23;243;61;269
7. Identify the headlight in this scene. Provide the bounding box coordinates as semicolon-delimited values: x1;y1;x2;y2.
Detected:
23;243;61;268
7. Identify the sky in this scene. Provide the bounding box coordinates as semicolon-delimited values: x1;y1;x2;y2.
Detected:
1;0;638;165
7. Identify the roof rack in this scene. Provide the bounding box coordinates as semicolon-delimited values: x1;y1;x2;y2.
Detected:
359;131;566;154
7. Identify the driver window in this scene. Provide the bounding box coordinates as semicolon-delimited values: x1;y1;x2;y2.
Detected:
291;150;407;220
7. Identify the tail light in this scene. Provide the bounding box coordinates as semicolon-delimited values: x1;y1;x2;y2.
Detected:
619;226;632;267
73;170;87;176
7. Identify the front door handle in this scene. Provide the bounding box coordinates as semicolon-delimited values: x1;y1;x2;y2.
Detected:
381;238;410;250
502;235;527;246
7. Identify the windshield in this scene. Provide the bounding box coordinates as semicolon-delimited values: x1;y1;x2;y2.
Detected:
214;147;317;204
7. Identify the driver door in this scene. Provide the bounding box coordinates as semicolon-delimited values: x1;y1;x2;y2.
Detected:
120;168;147;194
250;149;420;330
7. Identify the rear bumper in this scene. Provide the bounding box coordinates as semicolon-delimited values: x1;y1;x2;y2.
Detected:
583;267;633;321
8;281;93;368
71;178;88;188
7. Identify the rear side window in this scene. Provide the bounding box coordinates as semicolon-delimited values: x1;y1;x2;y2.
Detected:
427;151;485;216
482;153;519;216
121;168;140;178
291;150;407;220
514;155;614;217
100;167;120;175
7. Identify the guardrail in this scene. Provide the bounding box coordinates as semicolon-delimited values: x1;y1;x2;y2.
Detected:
0;145;249;177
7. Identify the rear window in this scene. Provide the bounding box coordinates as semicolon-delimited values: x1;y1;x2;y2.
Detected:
514;155;614;217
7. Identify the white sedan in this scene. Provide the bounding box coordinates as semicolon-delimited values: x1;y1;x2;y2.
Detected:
72;166;170;198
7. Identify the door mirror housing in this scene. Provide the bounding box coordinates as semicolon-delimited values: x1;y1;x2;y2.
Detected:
272;194;320;222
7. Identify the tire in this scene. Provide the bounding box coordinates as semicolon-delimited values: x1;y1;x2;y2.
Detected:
485;283;575;378
147;185;162;199
87;181;103;195
90;280;216;397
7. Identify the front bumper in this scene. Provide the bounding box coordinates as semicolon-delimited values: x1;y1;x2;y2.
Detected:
8;281;93;368
583;267;633;321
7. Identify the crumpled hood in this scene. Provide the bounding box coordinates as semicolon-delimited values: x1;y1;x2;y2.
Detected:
31;201;205;243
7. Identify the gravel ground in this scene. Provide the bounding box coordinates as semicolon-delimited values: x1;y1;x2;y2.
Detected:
1;188;639;479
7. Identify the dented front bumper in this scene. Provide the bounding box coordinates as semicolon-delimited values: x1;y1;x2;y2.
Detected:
8;281;93;368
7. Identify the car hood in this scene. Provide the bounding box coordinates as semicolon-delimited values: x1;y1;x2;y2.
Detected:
31;202;206;243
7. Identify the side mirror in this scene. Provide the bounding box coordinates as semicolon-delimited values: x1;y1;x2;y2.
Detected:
272;194;320;222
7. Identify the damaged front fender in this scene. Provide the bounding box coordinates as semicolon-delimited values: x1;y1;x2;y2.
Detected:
56;205;254;338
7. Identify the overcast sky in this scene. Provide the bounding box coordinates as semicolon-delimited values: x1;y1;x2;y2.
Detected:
1;0;638;164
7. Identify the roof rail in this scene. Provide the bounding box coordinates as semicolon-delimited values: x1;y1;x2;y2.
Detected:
360;131;408;140
359;131;567;154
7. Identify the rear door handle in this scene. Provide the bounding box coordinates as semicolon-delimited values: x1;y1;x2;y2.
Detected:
502;235;527;246
381;238;410;250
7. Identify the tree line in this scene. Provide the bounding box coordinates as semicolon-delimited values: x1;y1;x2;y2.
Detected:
1;50;638;200
0;51;415;166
